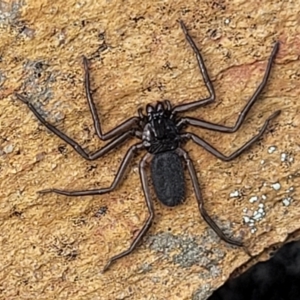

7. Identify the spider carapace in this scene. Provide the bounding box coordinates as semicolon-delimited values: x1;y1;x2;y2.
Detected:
141;102;180;154
15;20;280;272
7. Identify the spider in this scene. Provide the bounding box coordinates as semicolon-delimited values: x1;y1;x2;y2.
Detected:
15;21;280;272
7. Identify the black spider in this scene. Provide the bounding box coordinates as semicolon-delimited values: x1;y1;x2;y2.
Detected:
15;21;280;272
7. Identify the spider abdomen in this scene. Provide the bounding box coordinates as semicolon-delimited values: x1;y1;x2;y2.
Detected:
150;151;185;207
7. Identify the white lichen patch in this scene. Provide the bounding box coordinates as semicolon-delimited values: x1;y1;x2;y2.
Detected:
242;200;266;234
238;144;296;236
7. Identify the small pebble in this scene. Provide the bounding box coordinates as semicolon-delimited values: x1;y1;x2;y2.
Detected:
230;190;240;198
271;183;281;191
224;18;231;25
258;208;264;214
281;153;287;162
262;195;267;200
3;144;14;154
268;146;276;154
253;213;262;220
243;216;250;223
282;197;292;206
249;196;258;203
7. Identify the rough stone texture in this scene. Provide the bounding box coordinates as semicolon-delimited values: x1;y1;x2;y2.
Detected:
0;0;299;299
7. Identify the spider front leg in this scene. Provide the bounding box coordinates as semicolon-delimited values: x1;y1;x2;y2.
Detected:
82;56;139;140
39;143;143;196
171;21;215;115
15;94;139;161
177;148;242;246
181;109;280;161
15;55;141;160
177;41;280;132
103;153;154;272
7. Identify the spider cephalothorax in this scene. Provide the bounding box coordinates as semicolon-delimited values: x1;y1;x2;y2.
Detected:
15;20;280;272
141;101;180;154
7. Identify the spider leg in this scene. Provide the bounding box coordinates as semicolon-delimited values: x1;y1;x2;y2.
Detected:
102;152;154;272
181;110;280;161
177;41;280;132
176;147;242;246
15;93;140;161
172;21;215;115
38;143;143;195
83;56;139;140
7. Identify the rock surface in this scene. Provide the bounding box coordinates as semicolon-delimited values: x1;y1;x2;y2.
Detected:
0;0;299;299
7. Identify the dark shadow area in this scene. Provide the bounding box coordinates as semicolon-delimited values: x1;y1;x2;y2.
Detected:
208;240;300;300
